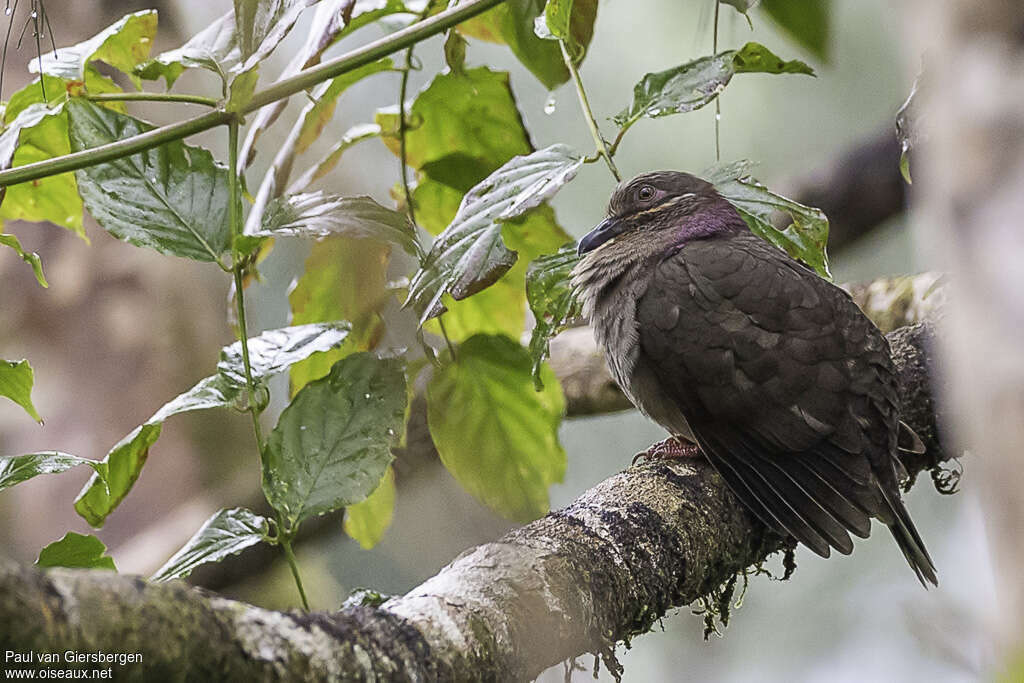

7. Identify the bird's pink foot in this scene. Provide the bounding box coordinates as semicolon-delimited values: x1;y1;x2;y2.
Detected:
632;437;702;465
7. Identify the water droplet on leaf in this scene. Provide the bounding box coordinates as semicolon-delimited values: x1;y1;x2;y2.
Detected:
544;95;556;115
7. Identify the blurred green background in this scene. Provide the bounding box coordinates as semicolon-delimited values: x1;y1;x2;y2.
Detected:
0;1;988;681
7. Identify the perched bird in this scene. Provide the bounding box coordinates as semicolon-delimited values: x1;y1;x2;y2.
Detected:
571;171;937;586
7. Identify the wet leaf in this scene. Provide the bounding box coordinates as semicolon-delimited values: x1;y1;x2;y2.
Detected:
258;192;417;256
0;452;100;492
526;243;581;387
407;144;583;324
533;0;598;63
67;100;232;262
152;508;270;581
263;354;407;529
615;42;814;128
234;0;320;74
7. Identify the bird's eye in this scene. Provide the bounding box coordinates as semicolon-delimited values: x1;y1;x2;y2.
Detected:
636;185;656;202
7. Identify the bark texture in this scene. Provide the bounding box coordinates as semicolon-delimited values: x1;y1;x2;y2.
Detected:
0;322;951;681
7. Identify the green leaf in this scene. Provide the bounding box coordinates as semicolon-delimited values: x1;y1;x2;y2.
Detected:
263;354;407;530
73;324;351;527
430;206;569;342
0;234;47;287
37;532;116;571
533;0;598;63
0;359;42;422
67;99;232;262
344;465;396;549
407;144;583;325
74;424;162;528
526;243;581;387
460;0;596;88
0;452;100;492
135;12;238;86
233;0;319;74
760;0;831;62
377;68;533;174
32;10;158;82
706;160;831;278
295;59;394;155
151;507;269;582
217;323;352;387
427;334;566;522
444;30;468;75
0;79;84;238
615;42;814;128
258;193;417;256
288;239;391;394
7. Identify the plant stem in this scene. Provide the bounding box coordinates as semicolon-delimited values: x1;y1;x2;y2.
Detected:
280;535;311;611
0;0;506;189
713;0;721;161
559;40;620;182
86;92;219;107
227;120;264;452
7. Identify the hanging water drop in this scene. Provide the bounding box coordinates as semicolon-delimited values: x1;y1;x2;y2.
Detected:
364;393;371;400
715;112;721;121
30;10;36;18
4;8;11;15
544;94;556;115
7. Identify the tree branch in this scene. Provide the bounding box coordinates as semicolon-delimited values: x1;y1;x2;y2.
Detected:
0;321;953;681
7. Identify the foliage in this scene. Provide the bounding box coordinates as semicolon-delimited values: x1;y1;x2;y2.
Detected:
0;0;833;612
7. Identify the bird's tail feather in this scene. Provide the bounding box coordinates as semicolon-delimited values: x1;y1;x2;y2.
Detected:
878;485;938;587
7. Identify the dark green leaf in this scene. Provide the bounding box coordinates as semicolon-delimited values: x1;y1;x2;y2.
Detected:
234;0;319;74
288;238;391;394
407;144;583;324
427;334;566;522
37;532;116;571
258;193;417;256
0;234;47;287
73;324;351;527
706;160;831;278
526;243;581;387
615;42;814;128
0;452;100;492
534;0;598;62
74;424;162;528
263;354;407;529
67;100;232;262
760;0;831;62
32;10;158;82
344;465;396;549
0;359;42;422
152;507;270;581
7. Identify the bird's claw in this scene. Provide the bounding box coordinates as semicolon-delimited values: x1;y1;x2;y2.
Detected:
632;437;701;465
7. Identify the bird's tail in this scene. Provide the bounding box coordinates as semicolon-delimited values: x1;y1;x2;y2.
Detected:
879;485;938;587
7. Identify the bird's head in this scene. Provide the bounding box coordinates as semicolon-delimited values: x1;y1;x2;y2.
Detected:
577;171;743;256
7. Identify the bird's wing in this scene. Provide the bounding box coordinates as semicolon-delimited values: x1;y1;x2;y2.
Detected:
636;231;900;557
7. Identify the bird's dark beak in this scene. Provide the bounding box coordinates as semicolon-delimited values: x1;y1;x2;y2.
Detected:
577;217;624;256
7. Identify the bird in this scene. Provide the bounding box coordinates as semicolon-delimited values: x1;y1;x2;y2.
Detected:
571;170;937;586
